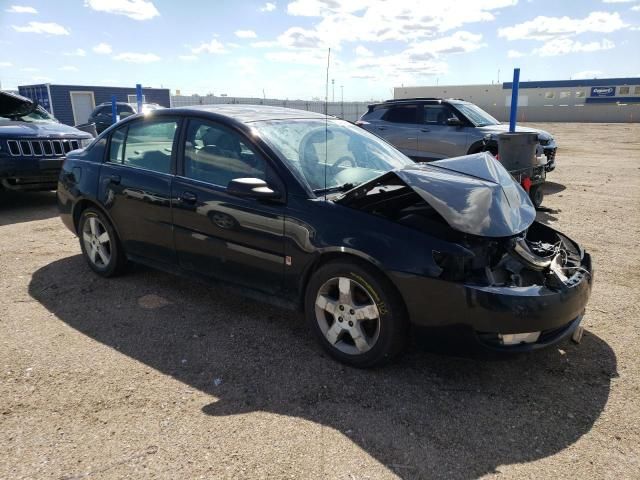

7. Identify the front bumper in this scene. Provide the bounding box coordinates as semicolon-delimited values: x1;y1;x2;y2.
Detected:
390;251;592;350
0;156;64;191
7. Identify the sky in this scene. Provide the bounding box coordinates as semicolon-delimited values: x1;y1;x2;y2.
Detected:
1;0;639;101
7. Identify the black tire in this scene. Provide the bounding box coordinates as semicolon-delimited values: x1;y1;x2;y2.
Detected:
529;184;544;209
305;259;408;368
78;207;127;277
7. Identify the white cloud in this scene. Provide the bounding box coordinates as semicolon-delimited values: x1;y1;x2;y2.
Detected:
602;0;634;3
21;67;39;72
12;21;70;35
179;55;198;61
113;52;160;62
632;4;640;10
507;49;524;58
64;48;86;56
355;45;373;57
406;31;485;59
192;38;227;54
283;0;517;46
235;30;257;38
573;70;603;78
260;2;276;12
533;38;615;56
498;12;627;41
84;0;159;20
93;42;112;54
59;65;79;71
0;62;14;67
5;5;38;13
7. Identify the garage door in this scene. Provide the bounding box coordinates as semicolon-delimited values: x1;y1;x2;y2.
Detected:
70;91;95;125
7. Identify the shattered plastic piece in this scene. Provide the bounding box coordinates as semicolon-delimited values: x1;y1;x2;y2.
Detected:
213;378;223;386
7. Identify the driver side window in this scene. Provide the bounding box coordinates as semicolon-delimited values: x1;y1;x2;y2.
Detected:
182;119;266;187
423;105;460;126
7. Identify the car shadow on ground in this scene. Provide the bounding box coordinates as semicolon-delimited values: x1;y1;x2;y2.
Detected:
0;190;58;226
29;255;617;480
543;181;567;196
536;206;561;225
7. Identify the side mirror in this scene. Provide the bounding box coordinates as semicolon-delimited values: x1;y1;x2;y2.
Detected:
227;178;280;199
446;117;463;127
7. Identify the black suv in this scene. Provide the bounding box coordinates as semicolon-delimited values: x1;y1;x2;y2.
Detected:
357;98;557;171
88;102;163;134
0;91;92;191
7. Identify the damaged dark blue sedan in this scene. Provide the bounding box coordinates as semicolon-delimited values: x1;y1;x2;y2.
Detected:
57;105;592;367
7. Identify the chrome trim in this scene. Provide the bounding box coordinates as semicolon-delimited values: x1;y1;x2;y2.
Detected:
42;140;53;156
19;140;33;156
32;141;43;157
7;140;20;156
52;140;63;156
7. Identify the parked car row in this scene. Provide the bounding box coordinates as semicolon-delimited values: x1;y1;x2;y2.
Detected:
55;105;591;367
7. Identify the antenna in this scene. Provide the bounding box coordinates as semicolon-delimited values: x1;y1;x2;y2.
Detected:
324;47;330;201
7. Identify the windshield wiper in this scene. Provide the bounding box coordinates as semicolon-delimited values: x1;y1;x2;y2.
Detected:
313;182;356;195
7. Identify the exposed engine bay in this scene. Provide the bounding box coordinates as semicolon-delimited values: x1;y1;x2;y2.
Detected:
339;175;589;290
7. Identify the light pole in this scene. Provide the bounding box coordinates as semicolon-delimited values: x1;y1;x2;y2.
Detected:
340;85;344;119
332;79;335;102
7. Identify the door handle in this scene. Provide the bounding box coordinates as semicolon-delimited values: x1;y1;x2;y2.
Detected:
180;191;197;204
420;128;430;132
107;174;121;185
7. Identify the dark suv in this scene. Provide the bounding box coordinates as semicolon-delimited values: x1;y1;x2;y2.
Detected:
0;91;93;191
357;98;557;171
88;102;163;134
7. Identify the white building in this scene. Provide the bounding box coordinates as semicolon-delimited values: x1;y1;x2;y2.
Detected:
394;78;640;123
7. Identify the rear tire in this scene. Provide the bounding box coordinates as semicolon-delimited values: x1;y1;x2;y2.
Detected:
305;259;408;367
529;184;544;209
78;207;126;277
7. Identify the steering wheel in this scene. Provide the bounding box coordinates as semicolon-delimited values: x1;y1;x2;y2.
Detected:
333;155;356;169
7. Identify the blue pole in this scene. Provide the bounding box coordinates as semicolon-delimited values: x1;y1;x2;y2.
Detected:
136;83;143;113
111;95;118;125
509;67;520;133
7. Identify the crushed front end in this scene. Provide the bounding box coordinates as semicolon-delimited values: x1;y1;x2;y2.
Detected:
338;153;592;351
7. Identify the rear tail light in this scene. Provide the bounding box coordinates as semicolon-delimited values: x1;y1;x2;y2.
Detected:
521;176;532;192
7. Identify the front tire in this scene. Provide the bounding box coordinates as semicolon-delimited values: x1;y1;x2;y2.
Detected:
78;207;126;277
305;259;408;367
529;184;544;209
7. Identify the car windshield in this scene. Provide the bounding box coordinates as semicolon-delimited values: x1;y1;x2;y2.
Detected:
454;103;500;127
252;118;413;194
0;99;58;123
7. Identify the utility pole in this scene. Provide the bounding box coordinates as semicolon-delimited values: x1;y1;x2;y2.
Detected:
340;85;344;119
332;79;335;102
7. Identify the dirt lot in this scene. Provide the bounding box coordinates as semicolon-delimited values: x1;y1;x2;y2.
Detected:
1;123;639;479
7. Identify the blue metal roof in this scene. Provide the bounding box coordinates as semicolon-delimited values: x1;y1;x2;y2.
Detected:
503;78;640;89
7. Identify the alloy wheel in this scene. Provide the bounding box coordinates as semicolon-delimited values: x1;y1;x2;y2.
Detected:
82;216;112;268
314;276;381;355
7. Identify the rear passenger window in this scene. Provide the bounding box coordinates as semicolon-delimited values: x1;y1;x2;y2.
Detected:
383;106;417;124
123;120;177;173
183;119;265;187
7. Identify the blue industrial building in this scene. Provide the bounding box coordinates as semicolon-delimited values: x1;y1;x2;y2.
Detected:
17;84;171;126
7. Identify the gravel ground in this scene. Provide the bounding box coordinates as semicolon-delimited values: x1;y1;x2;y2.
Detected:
0;123;638;479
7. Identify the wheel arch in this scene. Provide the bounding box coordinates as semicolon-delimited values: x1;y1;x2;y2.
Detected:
72;197;121;240
297;250;406;314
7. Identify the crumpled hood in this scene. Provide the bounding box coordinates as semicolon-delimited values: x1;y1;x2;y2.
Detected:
395;153;536;237
0;120;91;138
476;123;553;140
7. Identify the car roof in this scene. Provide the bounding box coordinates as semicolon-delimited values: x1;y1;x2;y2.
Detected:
369;98;470;108
174;104;330;123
